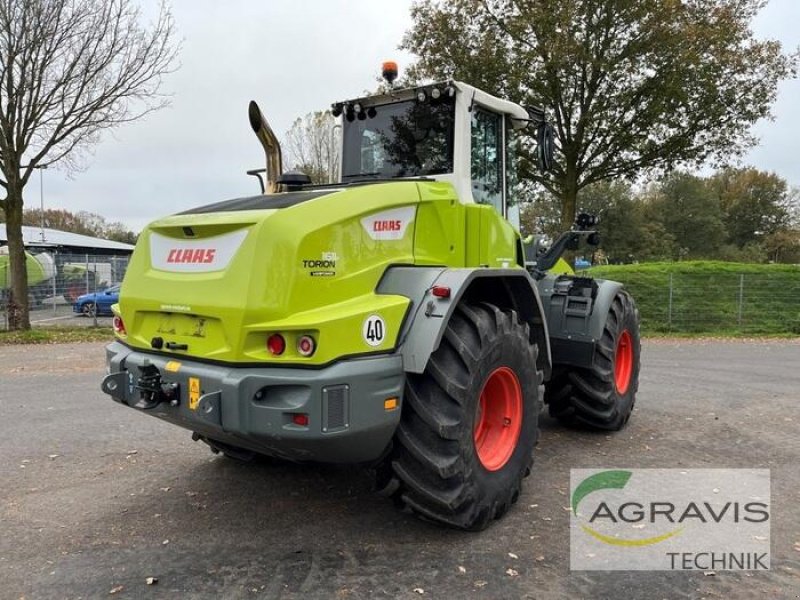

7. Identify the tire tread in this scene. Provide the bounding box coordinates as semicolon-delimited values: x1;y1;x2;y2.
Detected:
380;301;541;530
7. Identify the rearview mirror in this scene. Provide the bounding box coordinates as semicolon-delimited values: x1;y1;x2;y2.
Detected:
537;123;555;173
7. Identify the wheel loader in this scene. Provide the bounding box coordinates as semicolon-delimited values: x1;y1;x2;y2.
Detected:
101;63;641;530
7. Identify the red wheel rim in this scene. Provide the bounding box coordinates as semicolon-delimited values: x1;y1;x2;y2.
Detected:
614;330;633;395
473;367;523;471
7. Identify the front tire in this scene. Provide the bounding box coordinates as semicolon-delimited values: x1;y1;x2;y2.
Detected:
81;302;96;317
380;302;542;531
546;290;641;430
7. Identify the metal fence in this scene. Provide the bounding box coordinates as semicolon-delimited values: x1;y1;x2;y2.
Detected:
1;251;131;330
605;271;800;334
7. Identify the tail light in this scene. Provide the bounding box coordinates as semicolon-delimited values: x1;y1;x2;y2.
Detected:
297;335;316;357
112;315;126;335
267;333;286;355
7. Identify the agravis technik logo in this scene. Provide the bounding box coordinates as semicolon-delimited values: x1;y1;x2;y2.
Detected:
570;469;770;571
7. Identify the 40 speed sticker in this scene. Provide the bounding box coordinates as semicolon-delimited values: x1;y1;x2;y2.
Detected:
363;314;386;347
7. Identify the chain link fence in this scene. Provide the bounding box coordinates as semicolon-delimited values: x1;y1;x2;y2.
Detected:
1;251;130;330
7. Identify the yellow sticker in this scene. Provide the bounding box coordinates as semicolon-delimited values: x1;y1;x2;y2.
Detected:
188;377;200;410
165;361;181;373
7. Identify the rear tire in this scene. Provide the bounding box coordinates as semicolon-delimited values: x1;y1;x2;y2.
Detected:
379;302;542;531
546;290;641;430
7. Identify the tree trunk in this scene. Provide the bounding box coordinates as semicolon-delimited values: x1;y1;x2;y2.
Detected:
4;186;31;331
560;158;579;232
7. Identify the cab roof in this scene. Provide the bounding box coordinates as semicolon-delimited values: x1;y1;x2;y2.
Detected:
334;80;532;130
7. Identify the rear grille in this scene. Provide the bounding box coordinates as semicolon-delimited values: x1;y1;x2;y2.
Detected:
322;385;349;432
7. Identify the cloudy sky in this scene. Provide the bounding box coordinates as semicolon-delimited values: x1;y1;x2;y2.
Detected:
30;0;800;232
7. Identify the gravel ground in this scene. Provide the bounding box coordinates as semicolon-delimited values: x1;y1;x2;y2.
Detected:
1;339;799;599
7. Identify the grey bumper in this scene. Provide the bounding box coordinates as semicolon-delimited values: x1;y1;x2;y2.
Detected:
101;341;405;463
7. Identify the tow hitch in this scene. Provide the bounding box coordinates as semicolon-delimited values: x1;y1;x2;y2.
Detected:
131;362;180;410
102;358;223;424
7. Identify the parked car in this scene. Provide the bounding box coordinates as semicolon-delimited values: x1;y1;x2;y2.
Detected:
73;284;120;317
574;257;592;270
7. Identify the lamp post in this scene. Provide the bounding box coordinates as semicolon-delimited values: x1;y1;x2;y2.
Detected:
35;165;48;242
329;124;341;184
18;163;49;241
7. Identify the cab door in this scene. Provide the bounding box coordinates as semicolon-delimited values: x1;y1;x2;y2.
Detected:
469;108;520;268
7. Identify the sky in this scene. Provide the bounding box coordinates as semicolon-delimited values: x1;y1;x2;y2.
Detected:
28;0;800;233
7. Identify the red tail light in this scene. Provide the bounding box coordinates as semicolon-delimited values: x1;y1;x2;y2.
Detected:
112;315;126;335
267;334;286;355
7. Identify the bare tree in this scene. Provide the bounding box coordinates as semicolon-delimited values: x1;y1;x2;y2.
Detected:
283;111;339;185
0;0;179;330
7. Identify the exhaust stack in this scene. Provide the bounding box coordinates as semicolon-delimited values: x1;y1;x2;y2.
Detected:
248;100;283;194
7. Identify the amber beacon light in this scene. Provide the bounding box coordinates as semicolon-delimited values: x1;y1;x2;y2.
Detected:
382;61;398;86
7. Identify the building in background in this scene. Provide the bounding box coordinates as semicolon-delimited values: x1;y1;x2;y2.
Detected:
0;224;134;306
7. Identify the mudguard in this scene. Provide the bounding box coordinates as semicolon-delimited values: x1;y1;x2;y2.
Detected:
378;267;552;377
536;274;624;369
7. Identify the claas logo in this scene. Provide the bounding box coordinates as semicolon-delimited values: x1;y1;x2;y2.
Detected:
373;220;402;232
166;248;217;264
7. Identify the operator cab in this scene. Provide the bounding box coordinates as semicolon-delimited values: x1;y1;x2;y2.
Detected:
332;73;554;229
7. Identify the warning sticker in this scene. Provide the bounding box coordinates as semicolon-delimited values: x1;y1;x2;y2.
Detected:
188;377;201;410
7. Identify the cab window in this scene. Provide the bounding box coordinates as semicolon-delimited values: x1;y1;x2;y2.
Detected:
471;108;503;214
341;98;455;180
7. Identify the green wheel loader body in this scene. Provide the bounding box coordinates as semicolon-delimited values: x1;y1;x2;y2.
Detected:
103;177;533;462
101;77;640;528
113;179;525;367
